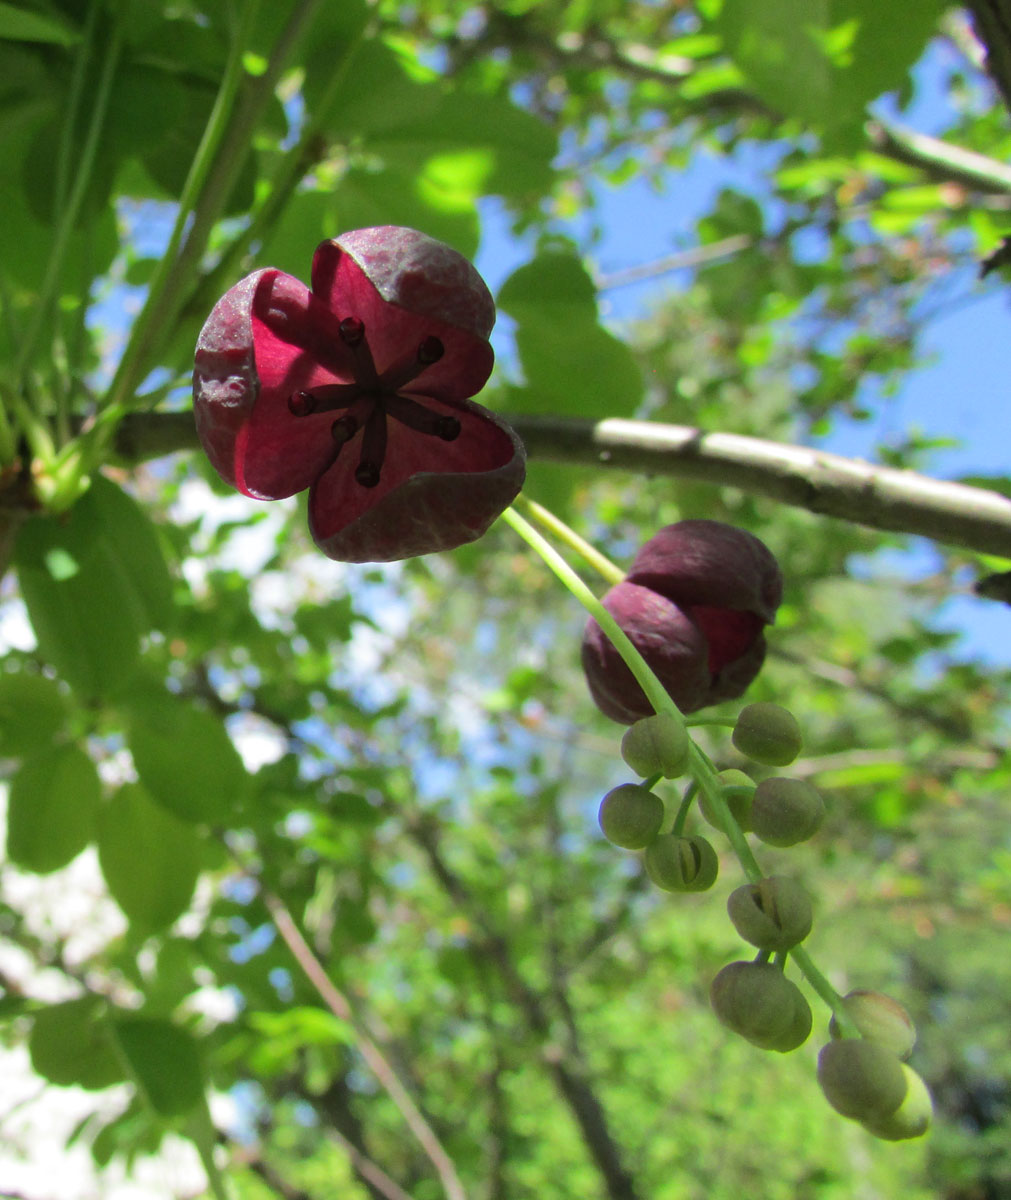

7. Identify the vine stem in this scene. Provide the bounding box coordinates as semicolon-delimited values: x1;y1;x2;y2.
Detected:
15;4;121;389
513;493;624;585
261;888;470;1200
500;501;860;1034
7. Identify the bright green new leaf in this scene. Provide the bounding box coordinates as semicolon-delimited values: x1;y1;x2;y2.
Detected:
112;1017;205;1117
97;784;202;931
14;475;174;699
0;1;80;45
126;685;250;824
6;744;100;874
29;997;125;1090
0;671;68;757
716;0;944;137
497;247;644;417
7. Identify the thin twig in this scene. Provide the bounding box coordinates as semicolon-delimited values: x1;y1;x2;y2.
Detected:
260;889;469;1200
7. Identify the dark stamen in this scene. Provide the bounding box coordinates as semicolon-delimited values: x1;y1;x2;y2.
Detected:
417;336;445;365
339;317;365;346
355;462;381;488
354;407;388;488
331;415;358;444
288;390;316;417
434;416;461;441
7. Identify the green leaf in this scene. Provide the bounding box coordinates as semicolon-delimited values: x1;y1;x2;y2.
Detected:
0;1;80;45
14;474;174;698
497;247;644;417
112;1017;205;1117
125;685;250;824
716;0;944;138
6;744;100;873
98;784;202;931
29;997;125;1090
0;671;68;756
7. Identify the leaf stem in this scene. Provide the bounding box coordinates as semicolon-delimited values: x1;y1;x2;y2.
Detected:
15;7;122;388
514;493;624;585
98;0;264;425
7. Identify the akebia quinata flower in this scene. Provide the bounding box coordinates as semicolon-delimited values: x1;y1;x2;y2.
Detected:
581;520;782;721
193;226;525;562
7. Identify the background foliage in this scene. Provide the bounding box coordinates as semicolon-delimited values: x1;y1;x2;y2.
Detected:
1;1;1010;1197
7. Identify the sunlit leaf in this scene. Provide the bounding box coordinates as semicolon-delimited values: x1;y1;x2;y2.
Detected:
6;744;100;873
98;784;203;931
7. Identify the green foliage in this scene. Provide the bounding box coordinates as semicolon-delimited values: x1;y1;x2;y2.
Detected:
6;743;99;873
498;245;645;417
112;1017;205;1118
124;683;251;824
29;997;125;1091
13;475;173;698
97;783;203;931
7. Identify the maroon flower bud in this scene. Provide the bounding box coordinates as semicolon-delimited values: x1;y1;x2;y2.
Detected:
581;521;782;721
194;226;525;562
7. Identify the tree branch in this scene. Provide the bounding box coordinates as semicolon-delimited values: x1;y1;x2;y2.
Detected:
512;415;1011;557
111;412;1011;558
865;117;1011;195
967;0;1011;115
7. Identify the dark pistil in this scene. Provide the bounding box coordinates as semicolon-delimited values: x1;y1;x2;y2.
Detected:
287;321;458;487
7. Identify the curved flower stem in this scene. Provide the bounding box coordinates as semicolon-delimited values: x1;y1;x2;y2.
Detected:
670;783;697;837
514;493;624;585
500;502;855;1030
261;888;469;1200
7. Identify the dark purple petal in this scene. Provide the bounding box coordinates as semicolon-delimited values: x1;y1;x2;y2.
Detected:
581;582;711;722
629;520;783;623
321;226;495;339
311;238;494;401
194;269;359;500
308;397;525;562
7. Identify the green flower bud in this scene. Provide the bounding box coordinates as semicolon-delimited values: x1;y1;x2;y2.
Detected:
710;961;811;1052
620;712;690;779
829;990;916;1060
751;777;825;847
861;1064;932;1141
732;702;803;766
817;1039;907;1122
727;875;813;952
699;769;754;832
644;833;718;892
598;784;664;850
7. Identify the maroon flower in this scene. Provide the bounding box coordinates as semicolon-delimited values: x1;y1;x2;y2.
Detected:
581;520;783;721
193;226;525;562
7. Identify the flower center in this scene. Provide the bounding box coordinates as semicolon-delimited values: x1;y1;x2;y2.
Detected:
285;318;460;487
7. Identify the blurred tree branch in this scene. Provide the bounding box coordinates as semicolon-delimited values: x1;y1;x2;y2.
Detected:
110;412;1011;558
968;0;1011;114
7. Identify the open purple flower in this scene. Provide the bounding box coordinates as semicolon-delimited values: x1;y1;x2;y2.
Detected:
193;226;525;562
581;520;783;721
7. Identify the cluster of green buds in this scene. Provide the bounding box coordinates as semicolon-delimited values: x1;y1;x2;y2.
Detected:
596;698;931;1141
597;711;719;892
819;992;931;1139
